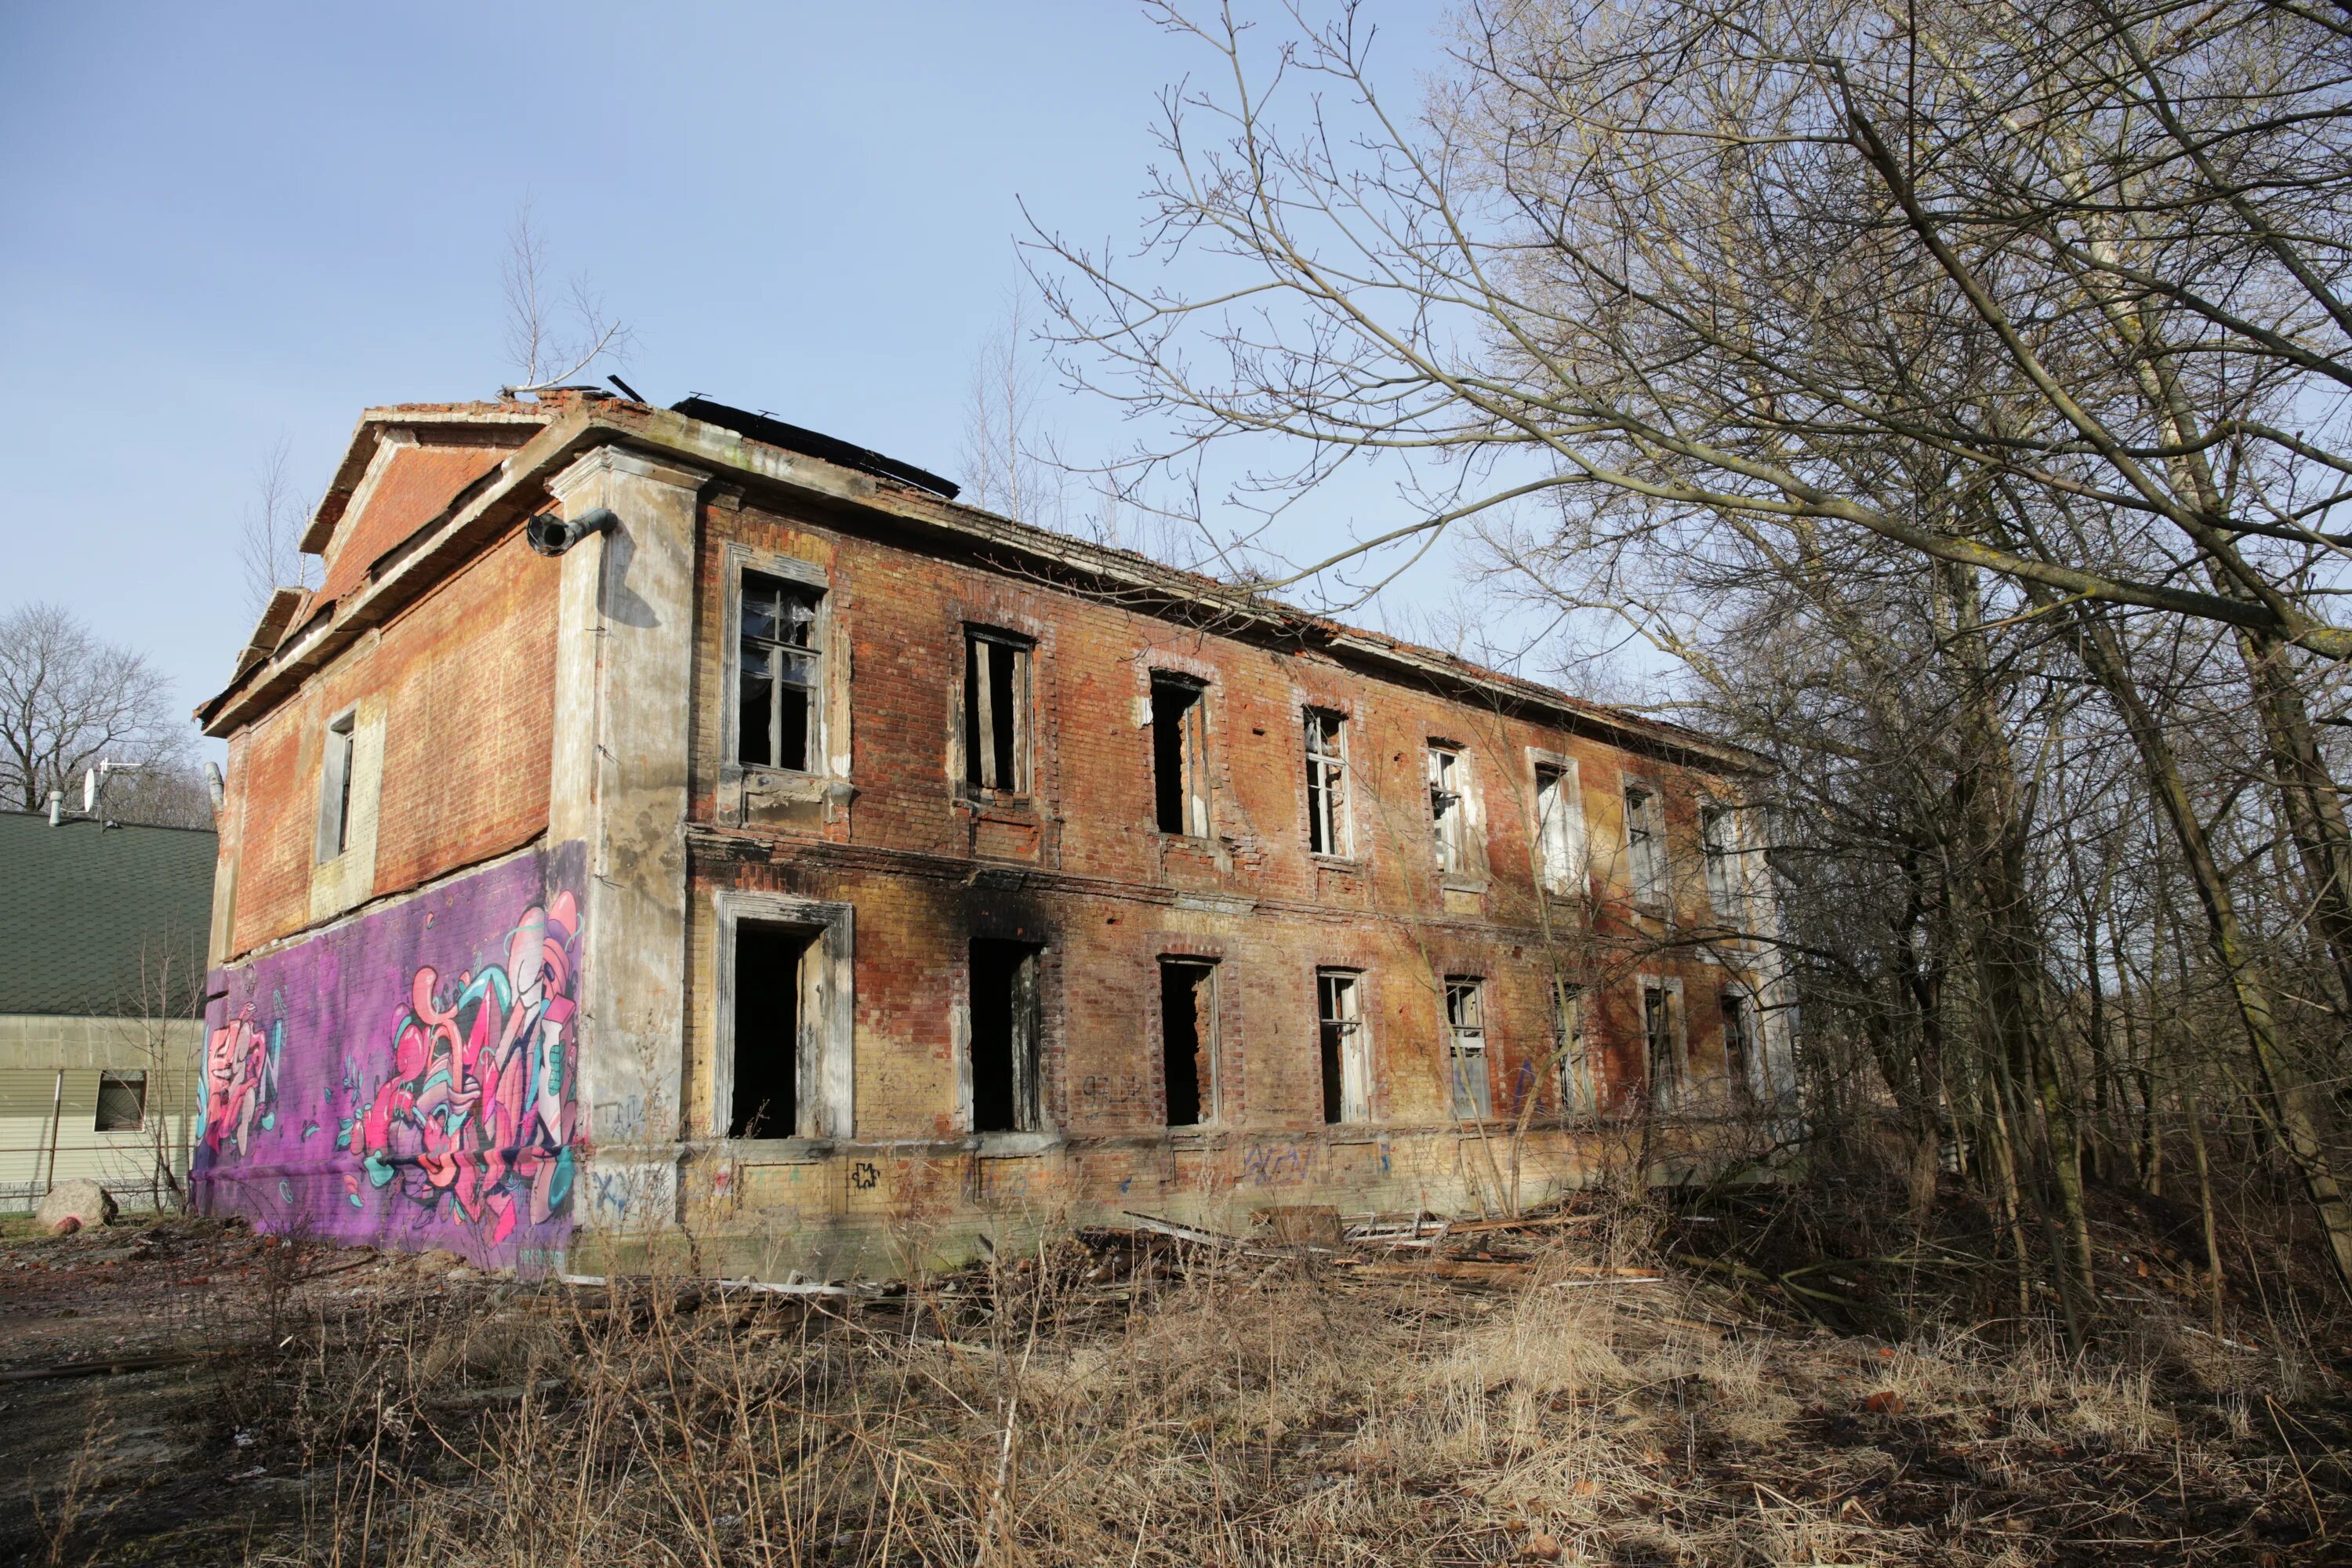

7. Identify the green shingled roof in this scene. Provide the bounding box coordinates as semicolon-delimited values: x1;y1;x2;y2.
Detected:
0;810;216;1018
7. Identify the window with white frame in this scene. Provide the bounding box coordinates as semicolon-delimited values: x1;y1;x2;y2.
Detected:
739;572;824;773
1552;980;1594;1116
717;891;856;1141
1318;969;1369;1123
1534;760;1584;895
1623;782;1668;906
1304;709;1349;856
1429;746;1470;875
1700;805;1744;924
1445;977;1491;1119
1642;978;1684;1109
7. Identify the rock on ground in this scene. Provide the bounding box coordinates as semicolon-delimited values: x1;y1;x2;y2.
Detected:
34;1179;117;1235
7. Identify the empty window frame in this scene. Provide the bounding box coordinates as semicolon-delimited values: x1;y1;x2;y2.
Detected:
969;939;1044;1133
1318;970;1369;1124
1151;673;1210;836
1304;709;1350;856
1700;805;1744;924
1428;746;1470;875
730;920;822;1138
1720;988;1756;1106
1552;981;1595;1116
94;1070;146;1132
739;572;824;772
1623;783;1668;906
1160;959;1218;1126
315;708;357;863
1534;761;1584;895
1642;978;1685;1109
964;629;1033;794
1445;978;1492;1120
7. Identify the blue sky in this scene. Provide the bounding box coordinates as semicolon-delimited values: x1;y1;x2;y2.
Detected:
1;2;1479;744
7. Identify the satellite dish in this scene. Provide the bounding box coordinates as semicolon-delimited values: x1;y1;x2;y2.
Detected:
83;768;96;812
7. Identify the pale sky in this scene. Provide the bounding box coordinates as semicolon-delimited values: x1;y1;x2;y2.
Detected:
0;2;1471;749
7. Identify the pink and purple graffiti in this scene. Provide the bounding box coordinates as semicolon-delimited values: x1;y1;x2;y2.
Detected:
202;1005;280;1160
339;891;579;1245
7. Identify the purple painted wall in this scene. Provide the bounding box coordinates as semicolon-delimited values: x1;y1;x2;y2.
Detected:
194;842;585;1272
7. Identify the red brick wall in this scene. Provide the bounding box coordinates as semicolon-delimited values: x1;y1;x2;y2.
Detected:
686;495;1765;1145
220;528;557;956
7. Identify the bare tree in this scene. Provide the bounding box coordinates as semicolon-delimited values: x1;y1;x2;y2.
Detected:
0;603;200;822
960;292;1069;528
238;437;315;629
500;198;634;396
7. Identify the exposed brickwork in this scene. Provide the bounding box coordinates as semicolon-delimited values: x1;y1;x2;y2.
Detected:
314;440;516;605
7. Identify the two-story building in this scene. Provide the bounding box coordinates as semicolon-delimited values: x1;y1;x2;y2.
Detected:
191;388;1791;1277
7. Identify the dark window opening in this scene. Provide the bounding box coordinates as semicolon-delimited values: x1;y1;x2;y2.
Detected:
970;939;1043;1133
731;921;817;1138
964;631;1031;793
1160;960;1217;1126
1151;674;1208;835
95;1070;146;1132
739;572;822;772
1721;989;1755;1105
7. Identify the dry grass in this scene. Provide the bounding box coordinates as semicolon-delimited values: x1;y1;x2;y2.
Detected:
181;1210;2343;1568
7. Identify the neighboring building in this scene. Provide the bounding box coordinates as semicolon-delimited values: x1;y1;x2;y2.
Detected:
0;810;215;1213
191;389;1793;1278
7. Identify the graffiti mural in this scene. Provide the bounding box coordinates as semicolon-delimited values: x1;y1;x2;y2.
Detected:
193;843;584;1269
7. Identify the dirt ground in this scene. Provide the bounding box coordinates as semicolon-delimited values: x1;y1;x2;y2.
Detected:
3;1201;2347;1566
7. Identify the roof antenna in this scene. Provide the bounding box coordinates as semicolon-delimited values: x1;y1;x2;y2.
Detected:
608;374;646;402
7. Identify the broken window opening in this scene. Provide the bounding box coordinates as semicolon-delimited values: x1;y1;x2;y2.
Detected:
1151;674;1210;836
1642;980;1683;1110
1534;763;1582;895
1445;978;1490;1120
1721;988;1755;1106
1552;980;1593;1116
94;1070;147;1133
731;920;818;1139
1160;959;1218;1127
739;572;823;773
1624;784;1667;906
964;630;1032;794
1700;805;1742;924
1304;709;1349;856
1428;746;1468;875
316;709;357;863
969;938;1044;1133
1318;970;1367;1124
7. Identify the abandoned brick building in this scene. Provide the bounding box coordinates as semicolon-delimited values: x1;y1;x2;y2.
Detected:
190;388;1793;1277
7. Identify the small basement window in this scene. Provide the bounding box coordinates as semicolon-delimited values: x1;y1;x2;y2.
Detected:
1151;673;1210;836
94;1070;146;1132
964;630;1033;794
1160;959;1218;1126
739;572;824;773
731;921;820;1138
970;939;1043;1133
1318;970;1367;1123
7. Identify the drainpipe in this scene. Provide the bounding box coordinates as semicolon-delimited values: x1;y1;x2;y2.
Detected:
42;1068;64;1196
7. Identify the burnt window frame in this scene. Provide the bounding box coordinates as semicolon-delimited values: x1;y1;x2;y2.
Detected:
1444;976;1491;1120
1303;707;1351;858
712;889;857;1143
1317;967;1370;1124
961;626;1035;798
736;570;826;775
1150;672;1211;837
94;1069;147;1133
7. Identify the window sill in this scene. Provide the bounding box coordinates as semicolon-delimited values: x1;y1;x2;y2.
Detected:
1311;853;1361;873
967;1131;1062;1157
721;1136;840;1162
956;790;1036;816
735;767;853;803
1439;874;1490;895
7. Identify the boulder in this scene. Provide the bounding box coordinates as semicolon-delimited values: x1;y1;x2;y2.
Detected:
36;1179;117;1235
